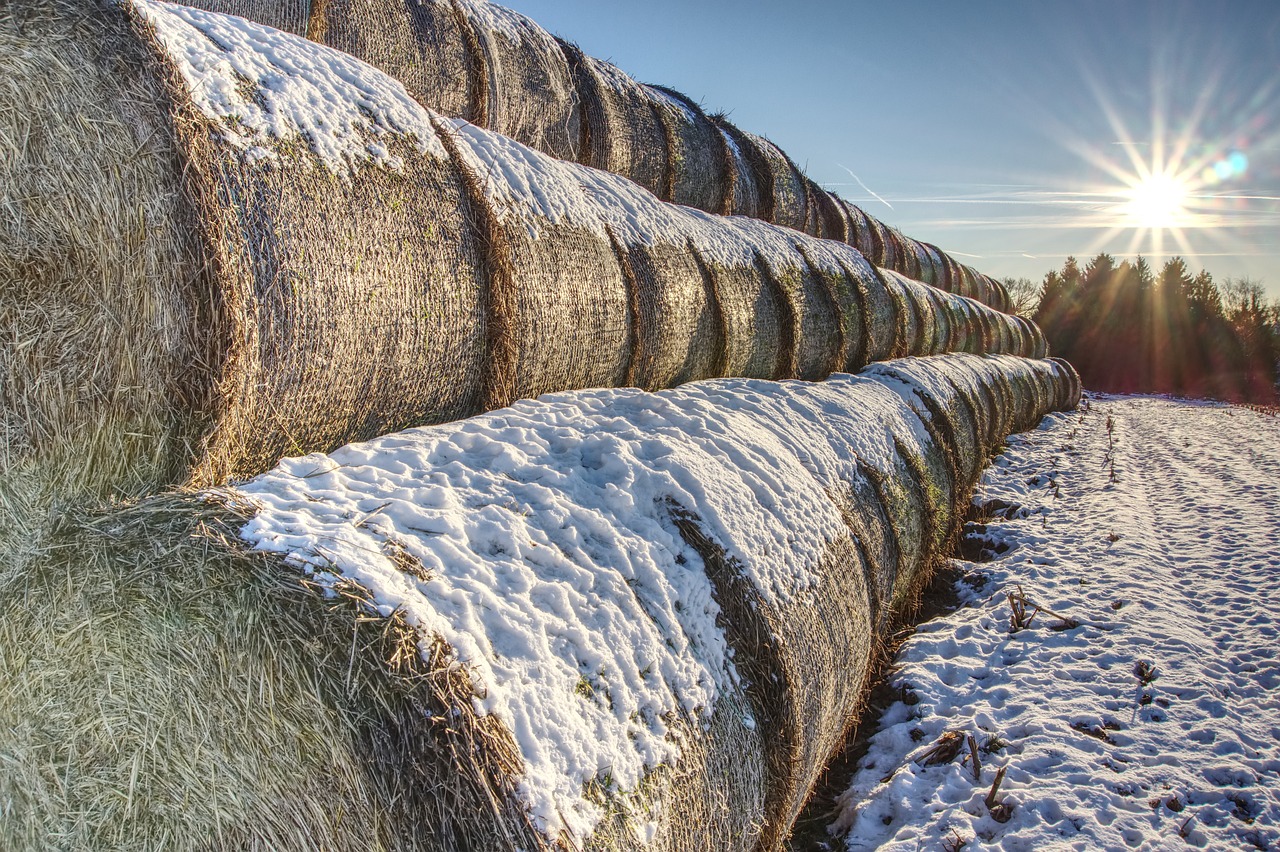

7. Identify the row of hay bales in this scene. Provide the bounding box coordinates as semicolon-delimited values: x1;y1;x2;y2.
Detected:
0;0;1044;514
0;353;1081;852
173;0;1013;310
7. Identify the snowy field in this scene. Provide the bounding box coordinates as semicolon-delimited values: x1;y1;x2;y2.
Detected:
834;395;1280;851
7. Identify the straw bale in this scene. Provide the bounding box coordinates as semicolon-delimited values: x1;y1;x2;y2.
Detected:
794;241;868;373
0;496;550;851
985;274;1012;313
841;200;879;262
808;184;849;242
898;277;939;357
713;119;763;217
863;212;895;270
921;286;954;354
440;120;631;407
308;0;475;123
916;241;944;288
455;0;581;161
667;510;874;850
877;270;920;358
175;0;311;35
1050;357;1083;409
2;0;495;508
890;229;922;281
647;86;729;214
561;46;669;199
736;132;810;233
743;225;842;380
839;250;899;366
612;234;723;390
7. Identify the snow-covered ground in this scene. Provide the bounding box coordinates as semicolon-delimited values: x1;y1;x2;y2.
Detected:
833;395;1280;851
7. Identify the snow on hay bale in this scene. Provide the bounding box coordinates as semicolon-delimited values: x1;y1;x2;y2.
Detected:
560;43;670;200
169;0;1022;311
308;0;477;127
0;0;1037;524
174;0;311;35
0;355;1077;851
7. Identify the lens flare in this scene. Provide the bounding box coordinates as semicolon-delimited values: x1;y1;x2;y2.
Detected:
1122;173;1189;229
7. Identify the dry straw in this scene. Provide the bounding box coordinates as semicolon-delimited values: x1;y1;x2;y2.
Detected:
0;354;1079;850
1;0;1046;546
168;0;1031;314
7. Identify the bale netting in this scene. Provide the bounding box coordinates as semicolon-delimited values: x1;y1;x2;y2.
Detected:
454;0;581;161
560;45;670;200
737;131;811;233
713;117;764;217
306;0;475;124
173;0;311;35
647;85;728;214
438;119;633;407
0;0;494;510
0;355;1076;851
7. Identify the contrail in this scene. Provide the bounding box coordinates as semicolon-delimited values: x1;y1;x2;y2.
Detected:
837;164;893;211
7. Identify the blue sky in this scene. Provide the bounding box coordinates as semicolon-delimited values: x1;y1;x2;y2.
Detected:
504;0;1280;296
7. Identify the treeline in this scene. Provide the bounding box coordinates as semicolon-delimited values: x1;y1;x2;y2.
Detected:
1024;254;1279;402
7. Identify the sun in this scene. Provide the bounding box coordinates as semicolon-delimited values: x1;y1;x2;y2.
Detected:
1122;172;1189;229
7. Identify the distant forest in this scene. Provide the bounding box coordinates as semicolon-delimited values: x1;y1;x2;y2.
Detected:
1003;256;1279;403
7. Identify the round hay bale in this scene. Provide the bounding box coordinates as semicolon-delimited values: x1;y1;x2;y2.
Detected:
173;0;311;35
921;286;954;354
738;222;842;380
794;240;869;373
878;270;921;359
809;184;849;243
984;274;1012;314
1049;357;1083;409
842;200;881;262
1;0;489;504
559;44;669;199
917;241;945;288
897;277;939;358
838;251;899;367
308;0;475;123
455;0;581;161
736;132;810;233
890;229;922;281
864;212;896;270
712;118;763;217
710;116;771;219
1024;317;1044;360
441;121;632;407
647;86;730;214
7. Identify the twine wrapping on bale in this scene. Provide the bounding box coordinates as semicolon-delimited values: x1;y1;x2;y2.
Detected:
647;85;728;214
0;354;1078;851
0;0;1050;532
306;0;475;123
454;0;581;161
166;0;1028;312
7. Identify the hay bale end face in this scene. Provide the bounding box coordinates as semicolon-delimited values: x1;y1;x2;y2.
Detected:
0;354;1077;850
